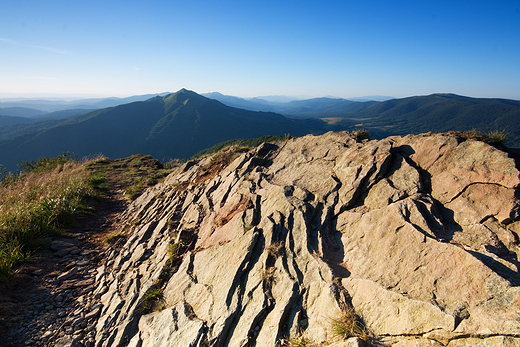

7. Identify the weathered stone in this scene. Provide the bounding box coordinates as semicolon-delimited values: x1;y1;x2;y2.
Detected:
343;278;454;336
54;336;82;347
54;248;74;257
56;267;78;282
138;302;206;347
91;133;520;347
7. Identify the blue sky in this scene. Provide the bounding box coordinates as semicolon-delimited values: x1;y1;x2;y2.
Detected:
1;0;519;99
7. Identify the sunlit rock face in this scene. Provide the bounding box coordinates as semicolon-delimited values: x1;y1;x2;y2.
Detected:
93;132;520;347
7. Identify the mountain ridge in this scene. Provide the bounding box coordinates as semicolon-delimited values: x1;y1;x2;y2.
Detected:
0;89;310;171
1;89;520;172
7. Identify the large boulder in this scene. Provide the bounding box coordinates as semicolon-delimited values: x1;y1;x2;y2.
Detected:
93;132;520;346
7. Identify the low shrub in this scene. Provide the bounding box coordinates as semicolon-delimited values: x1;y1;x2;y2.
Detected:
353;129;370;140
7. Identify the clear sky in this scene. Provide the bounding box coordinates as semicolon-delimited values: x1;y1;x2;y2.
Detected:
1;0;519;100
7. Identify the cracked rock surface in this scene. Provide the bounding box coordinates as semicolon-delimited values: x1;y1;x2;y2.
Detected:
92;132;520;346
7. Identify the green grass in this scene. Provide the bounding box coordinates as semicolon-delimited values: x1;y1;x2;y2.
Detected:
0;242;27;281
104;232;123;245
140;283;164;312
85;154;172;201
89;172;108;188
281;336;312;347
167;242;182;265
0;153;173;281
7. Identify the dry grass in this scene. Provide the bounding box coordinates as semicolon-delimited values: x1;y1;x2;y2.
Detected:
449;129;508;146
261;266;276;285
330;308;369;341
0;160;97;281
266;241;285;258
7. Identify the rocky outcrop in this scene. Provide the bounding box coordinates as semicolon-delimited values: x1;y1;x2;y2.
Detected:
93;132;520;346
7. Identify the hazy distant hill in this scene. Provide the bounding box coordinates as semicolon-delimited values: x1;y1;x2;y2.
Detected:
0;93;169;113
0;89;311;171
202;92;278;112
205;92;520;146
0;109;93;142
0;107;48;118
0;115;36;127
204;93;379;117
279;98;378;117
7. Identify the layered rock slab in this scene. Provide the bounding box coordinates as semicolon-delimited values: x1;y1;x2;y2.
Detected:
94;132;520;347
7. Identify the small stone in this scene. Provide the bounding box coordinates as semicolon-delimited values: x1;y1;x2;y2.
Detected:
57;267;78;282
76;278;95;287
41;331;53;340
54;248;72;258
55;336;82;347
84;306;101;320
72;317;84;326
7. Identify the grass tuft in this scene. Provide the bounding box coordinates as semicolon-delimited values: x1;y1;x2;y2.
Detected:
266;241;285;258
352;129;370;140
486;129;507;145
261;266;276;286
140;286;164;312
449;129;508;146
104;232;123;245
281;336;312;346
330;308;369;341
